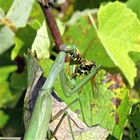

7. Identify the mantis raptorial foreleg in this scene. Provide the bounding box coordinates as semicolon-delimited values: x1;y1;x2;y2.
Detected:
59;44;102;97
60;63;102;97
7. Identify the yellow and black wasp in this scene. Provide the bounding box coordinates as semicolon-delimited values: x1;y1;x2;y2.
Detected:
60;44;96;77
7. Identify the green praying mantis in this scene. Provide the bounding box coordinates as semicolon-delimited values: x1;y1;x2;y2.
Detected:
24;44;102;140
23;1;102;140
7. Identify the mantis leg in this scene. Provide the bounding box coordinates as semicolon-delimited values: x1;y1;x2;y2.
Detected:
60;65;102;97
24;51;66;140
51;98;79;122
51;111;78;140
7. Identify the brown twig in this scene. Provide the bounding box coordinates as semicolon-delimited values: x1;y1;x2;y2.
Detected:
38;0;63;52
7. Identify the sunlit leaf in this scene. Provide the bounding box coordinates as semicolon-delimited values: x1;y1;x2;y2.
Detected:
64;9;115;67
6;0;35;28
31;21;51;59
97;2;140;87
0;0;35;55
32;19;65;59
0;26;14;55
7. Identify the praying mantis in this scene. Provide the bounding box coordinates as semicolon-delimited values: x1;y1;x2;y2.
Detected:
23;0;102;140
24;45;102;140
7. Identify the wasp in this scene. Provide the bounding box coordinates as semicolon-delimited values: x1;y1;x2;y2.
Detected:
70;49;96;76
60;44;96;76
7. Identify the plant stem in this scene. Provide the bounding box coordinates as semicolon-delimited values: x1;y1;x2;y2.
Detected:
38;1;63;52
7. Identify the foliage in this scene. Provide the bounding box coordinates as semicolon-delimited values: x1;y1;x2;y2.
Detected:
0;0;140;140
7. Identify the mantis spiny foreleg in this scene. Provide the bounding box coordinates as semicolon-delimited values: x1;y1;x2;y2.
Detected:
59;44;102;97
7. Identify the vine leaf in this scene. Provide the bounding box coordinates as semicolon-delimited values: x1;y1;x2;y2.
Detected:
6;0;35;28
31;21;51;59
32;19;65;59
96;2;140;87
0;0;35;55
127;0;140;20
64;9;115;67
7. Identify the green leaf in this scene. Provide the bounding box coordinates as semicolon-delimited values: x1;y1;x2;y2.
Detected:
0;110;9;128
56;69;131;139
110;90;131;139
0;70;25;109
11;25;36;60
32;19;65;59
0;67;25;109
6;0;35;28
0;0;35;55
0;81;14;108
0;7;5;20
0;0;13;13
56;18;65;35
0;26;14;55
64;9;114;67
30;1;44;22
31;21;51;59
10;70;27;90
97;1;140;87
127;0;140;20
0;65;17;82
0;49;15;65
